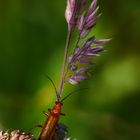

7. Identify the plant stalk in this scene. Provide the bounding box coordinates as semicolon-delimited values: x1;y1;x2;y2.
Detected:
57;31;72;98
63;36;81;81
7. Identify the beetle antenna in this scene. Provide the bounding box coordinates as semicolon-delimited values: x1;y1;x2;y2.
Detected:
45;75;59;101
61;88;88;103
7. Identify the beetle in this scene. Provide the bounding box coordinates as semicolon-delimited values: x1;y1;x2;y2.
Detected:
38;76;85;140
38;75;67;140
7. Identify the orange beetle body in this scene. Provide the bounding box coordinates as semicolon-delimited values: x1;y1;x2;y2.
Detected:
39;101;62;140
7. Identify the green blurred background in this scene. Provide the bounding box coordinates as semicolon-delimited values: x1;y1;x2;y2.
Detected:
0;0;140;139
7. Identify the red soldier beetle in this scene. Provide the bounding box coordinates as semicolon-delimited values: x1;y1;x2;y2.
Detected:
38;76;64;140
38;75;87;140
38;101;63;140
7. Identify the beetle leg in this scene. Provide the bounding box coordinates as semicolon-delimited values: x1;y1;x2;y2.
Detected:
43;111;49;116
60;112;65;116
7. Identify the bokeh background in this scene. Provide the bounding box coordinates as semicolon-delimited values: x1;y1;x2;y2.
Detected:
0;0;140;139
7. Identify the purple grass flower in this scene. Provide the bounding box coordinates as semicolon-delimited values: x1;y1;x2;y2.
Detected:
68;36;104;65
94;38;112;44
76;68;89;74
59;0;111;87
77;0;100;38
88;0;97;14
78;59;94;65
65;0;76;31
65;0;87;31
67;35;109;85
68;74;88;85
69;64;78;71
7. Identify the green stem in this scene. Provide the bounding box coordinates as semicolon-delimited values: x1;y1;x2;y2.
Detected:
57;31;72;99
63;36;81;81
